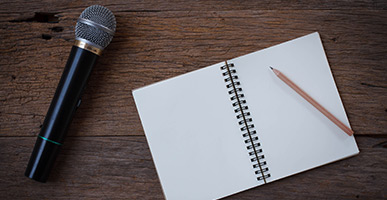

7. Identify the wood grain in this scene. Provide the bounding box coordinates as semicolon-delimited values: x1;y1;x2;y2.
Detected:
1;10;386;137
0;136;385;199
0;0;386;199
1;0;387;18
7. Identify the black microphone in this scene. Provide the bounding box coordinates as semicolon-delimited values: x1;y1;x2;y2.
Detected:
25;5;116;182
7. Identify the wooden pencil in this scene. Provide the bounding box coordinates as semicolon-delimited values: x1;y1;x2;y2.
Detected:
270;67;354;136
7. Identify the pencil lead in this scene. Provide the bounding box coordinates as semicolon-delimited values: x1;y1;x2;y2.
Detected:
269;66;273;70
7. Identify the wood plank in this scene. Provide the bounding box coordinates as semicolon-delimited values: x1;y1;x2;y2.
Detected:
1;10;386;137
1;0;387;21
0;136;385;199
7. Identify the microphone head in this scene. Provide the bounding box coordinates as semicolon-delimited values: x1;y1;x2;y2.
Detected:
75;5;116;50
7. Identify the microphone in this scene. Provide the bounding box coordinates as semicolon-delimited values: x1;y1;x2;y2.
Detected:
25;5;116;182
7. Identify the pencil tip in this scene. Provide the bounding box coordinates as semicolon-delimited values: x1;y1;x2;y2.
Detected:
269;66;273;70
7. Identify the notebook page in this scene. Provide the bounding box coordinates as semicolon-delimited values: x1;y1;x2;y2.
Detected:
133;62;260;200
229;32;359;183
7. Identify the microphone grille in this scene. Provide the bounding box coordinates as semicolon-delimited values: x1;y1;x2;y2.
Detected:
75;5;116;50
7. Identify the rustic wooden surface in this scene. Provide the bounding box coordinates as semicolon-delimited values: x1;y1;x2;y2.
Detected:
0;0;386;199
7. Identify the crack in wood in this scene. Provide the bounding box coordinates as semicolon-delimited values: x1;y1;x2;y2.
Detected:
360;82;387;89
9;12;59;23
372;141;387;148
50;26;64;32
41;34;52;40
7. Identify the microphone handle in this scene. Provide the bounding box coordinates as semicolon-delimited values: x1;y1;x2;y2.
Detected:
25;45;99;182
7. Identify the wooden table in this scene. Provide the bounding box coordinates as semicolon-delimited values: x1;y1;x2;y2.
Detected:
1;1;386;199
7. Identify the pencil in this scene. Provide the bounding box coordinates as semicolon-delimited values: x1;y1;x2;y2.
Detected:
270;67;354;136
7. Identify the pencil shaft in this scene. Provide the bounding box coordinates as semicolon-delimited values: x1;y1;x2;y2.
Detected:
272;68;354;136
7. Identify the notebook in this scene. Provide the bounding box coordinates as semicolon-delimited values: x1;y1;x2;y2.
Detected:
132;32;359;200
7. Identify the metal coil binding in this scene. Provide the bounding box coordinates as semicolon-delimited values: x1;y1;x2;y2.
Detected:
220;62;271;183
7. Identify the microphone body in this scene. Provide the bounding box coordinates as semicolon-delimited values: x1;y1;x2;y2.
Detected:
25;5;116;182
25;46;98;182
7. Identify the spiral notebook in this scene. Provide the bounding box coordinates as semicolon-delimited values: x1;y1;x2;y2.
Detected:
133;32;359;200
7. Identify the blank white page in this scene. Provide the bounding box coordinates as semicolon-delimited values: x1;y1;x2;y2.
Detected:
229;32;359;183
133;62;260;200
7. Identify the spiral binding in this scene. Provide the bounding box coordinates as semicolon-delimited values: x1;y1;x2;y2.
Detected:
220;61;271;183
